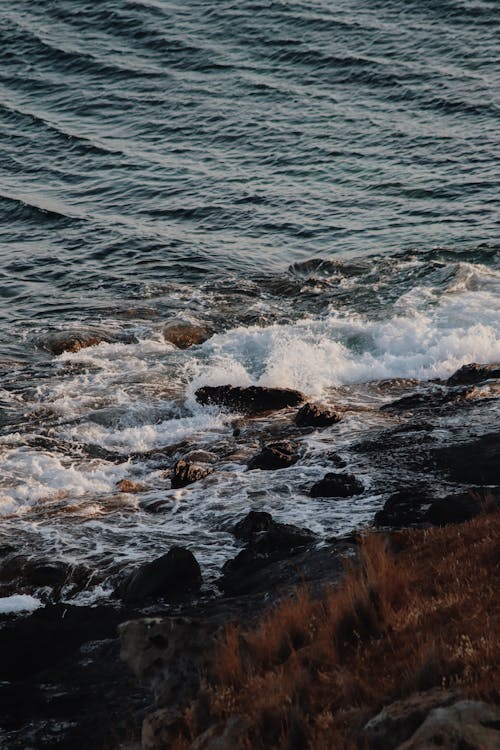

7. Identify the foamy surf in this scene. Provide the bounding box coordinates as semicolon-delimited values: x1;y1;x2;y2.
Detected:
0;251;498;605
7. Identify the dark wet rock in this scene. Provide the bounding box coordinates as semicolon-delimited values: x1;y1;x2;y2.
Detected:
45;333;107;355
327;451;348;468
310;472;363;498
295;401;342;427
432;433;500;484
374;489;433;528
380;387;477;413
425;493;482;526
220;512;317;596
447;361;500;386
247;440;299;470
396;700;500;750
195;384;305;414
232;510;276;539
232;511;315;547
219;540;352;598
42;327;135;356
163;319;212;349
363;689;461;750
171;459;213;488
183;449;218;464
0;555;90;599
0;603;149;750
119;547;202;605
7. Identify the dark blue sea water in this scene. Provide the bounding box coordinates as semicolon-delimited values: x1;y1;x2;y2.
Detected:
0;0;499;611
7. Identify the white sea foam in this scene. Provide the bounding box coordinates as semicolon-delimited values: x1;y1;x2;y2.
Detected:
187;281;500;397
0;450;128;510
0;594;42;614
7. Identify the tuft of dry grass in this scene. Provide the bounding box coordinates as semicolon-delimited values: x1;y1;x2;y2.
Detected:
171;509;500;749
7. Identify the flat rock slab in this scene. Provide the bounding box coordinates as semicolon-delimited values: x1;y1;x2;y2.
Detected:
195;385;305;414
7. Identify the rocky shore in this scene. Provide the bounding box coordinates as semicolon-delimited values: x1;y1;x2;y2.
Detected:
1;360;500;749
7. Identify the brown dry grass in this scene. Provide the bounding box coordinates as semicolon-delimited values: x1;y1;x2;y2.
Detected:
172;509;500;749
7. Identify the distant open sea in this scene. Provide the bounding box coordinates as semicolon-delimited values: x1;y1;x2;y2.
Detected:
0;0;499;608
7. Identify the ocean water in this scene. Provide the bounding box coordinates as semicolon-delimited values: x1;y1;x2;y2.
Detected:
0;0;499;606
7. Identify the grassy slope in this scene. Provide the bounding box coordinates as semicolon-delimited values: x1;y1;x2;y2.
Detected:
172;508;500;748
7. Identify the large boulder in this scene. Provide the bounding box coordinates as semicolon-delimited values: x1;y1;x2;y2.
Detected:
374;489;432;528
120;616;220;709
163;320;211;349
219;512;316;596
45;332;107;355
432;433;500;484
363;689;460;750
247;440;299;470
425;493;483;526
232;511;315;549
295;402;341;428
310;472;363;498
447;362;500;385
171;459;213;489
119;547;202;604
396;700;500;749
195;385;305;415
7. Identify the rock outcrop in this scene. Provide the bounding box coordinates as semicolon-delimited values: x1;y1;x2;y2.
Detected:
310;472;363;498
363;689;461;750
118;547;202;605
432;433;500;484
295;401;341;427
195;385;305;414
447;362;500;385
374;489;432;528
396;700;500;750
163;320;212;349
171;459;213;489
247;440;299;470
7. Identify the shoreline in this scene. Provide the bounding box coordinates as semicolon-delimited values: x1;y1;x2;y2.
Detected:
1;362;499;748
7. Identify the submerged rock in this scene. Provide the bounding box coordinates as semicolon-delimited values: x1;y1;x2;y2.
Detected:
447;361;500;385
195;385;305;414
247;440;298;470
295;402;341;427
163;320;211;349
310;472;363;498
119;547;202;604
171;459;213;489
